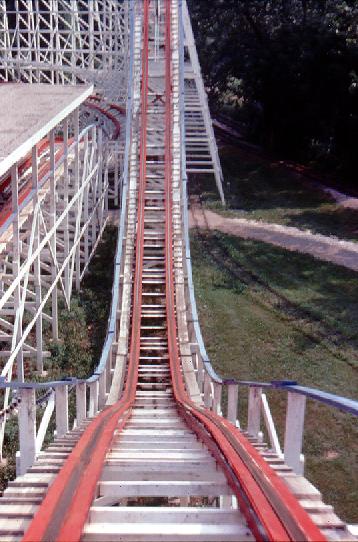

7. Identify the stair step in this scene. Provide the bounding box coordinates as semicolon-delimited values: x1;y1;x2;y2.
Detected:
88;506;242;524
99;480;232;498
83;522;253;542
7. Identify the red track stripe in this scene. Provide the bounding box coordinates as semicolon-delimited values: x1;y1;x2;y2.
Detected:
22;405;128;542
56;411;130;542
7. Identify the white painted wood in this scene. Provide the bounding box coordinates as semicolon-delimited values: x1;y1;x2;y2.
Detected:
83;522;253;542
35;393;55;454
18;389;36;476
284;392;306;475
76;383;87;426
247;387;262;438
55;386;69;438
261;393;282;456
227;383;239;426
89;381;99;417
212;382;222;415
89;506;241;524
203;372;212;408
99;480;233;498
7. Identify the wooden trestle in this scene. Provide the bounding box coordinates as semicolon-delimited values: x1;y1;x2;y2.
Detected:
0;1;355;541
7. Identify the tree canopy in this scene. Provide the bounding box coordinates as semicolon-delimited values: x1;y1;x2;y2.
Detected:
188;0;358;188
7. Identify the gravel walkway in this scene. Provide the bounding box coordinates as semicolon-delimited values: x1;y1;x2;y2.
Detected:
190;205;358;272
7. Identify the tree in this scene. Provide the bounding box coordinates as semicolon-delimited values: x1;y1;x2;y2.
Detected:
188;0;358;188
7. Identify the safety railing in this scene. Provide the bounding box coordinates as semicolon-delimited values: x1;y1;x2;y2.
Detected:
178;0;358;477
0;2;135;476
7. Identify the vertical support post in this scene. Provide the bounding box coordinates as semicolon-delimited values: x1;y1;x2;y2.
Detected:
63;117;71;304
55;385;68;438
247;386;262;438
89;1;95;71
98;371;106;409
190;345;198;372
49;130;58;340
11;164;24;381
76;383;86;426
74;108;81;292
220;495;233;508
32;145;43;373
284;392;306;475
107;348;113;391
49;0;54;84
114;142;119;207
26;2;32;83
18;388;36;475
194;354;205;394
97;129;104;229
70;1;76;84
91;128;98;249
227;383;239;426
88;380;99;417
212;382;222;415
83;132;89;266
203;372;212;409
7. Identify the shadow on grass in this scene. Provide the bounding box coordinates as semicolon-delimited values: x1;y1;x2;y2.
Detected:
198;145;358;241
190;229;358;523
191;229;358;361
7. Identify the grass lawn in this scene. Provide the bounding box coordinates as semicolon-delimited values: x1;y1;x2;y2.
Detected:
196;145;358;242
190;229;358;522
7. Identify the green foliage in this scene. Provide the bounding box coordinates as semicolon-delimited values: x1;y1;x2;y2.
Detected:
188;0;358;188
190;230;358;521
46;226;117;380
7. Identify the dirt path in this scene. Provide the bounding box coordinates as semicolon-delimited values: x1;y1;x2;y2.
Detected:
190;205;358;272
316;184;358;210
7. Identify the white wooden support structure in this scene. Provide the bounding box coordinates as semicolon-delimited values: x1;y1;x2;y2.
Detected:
0;84;112;460
203;372;212;408
76;383;87;426
227;382;239;426
247;386;262;439
89;380;99;417
261;393;282;456
284;392;306;475
17;388;36;475
36;392;55;453
55;385;69;438
212;381;222;415
0;0;130;104
182;0;225;204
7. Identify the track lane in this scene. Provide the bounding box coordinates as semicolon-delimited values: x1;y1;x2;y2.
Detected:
19;1;328;540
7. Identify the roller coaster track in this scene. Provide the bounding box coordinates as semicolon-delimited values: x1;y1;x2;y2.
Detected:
0;1;356;541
